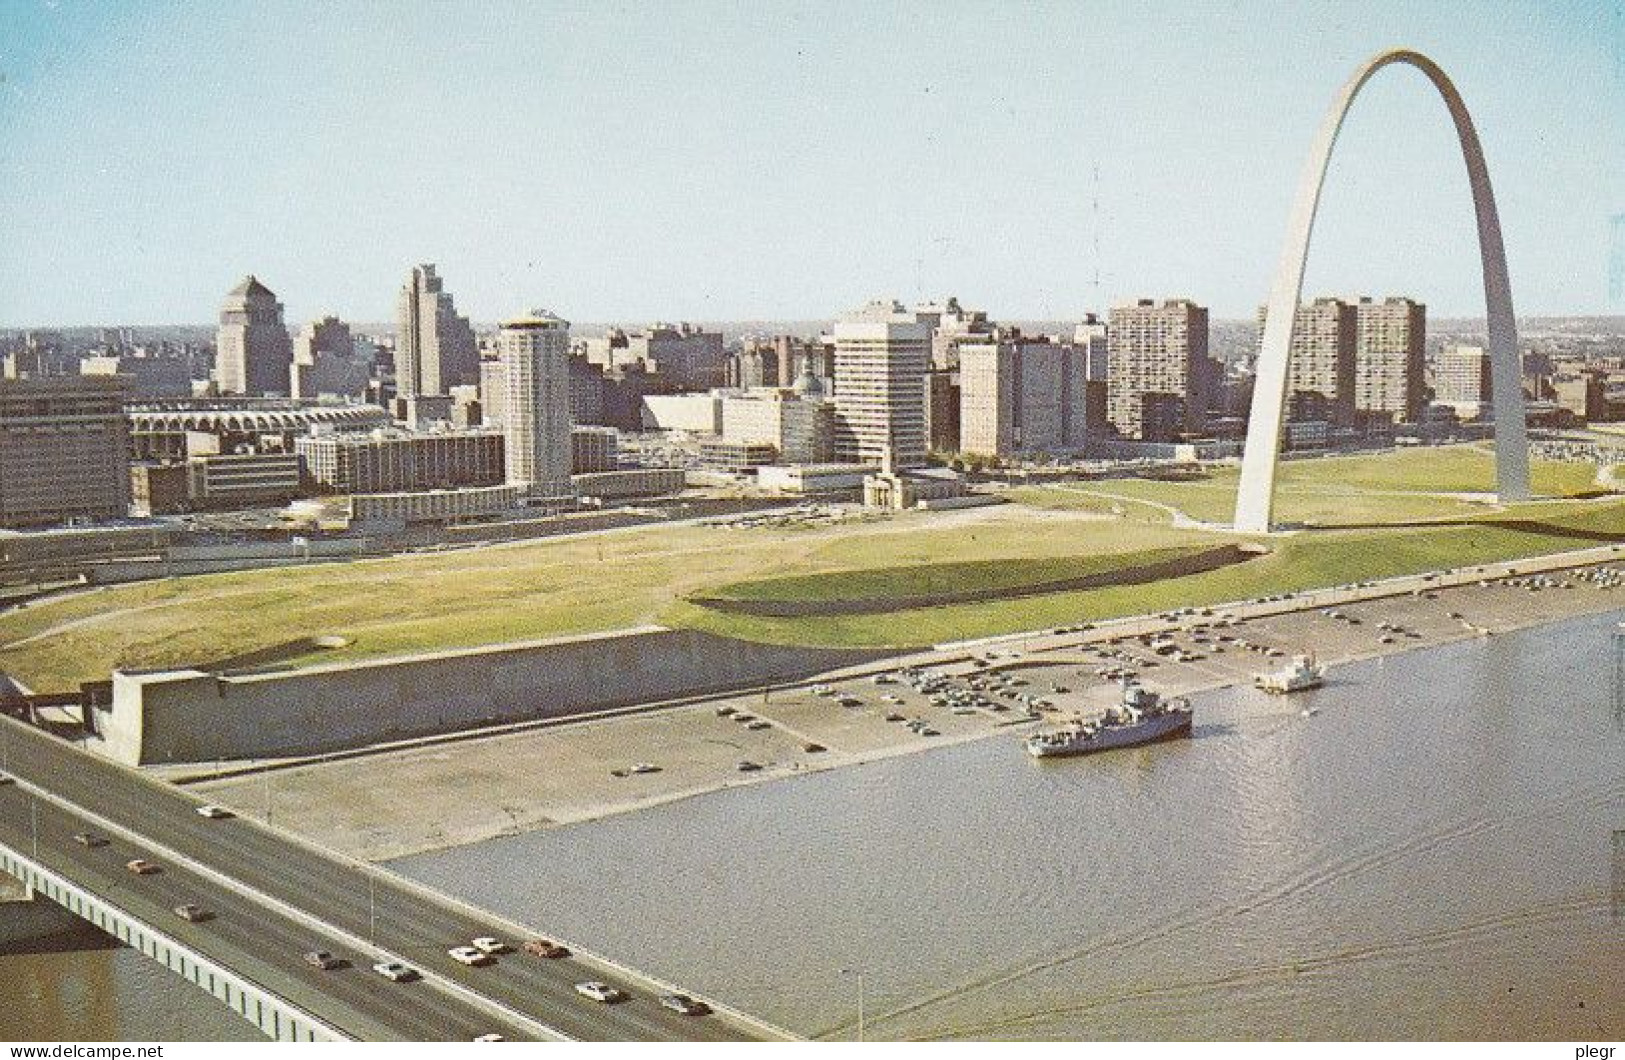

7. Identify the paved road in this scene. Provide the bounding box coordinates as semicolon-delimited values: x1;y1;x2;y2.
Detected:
0;719;767;1042
0;784;534;1041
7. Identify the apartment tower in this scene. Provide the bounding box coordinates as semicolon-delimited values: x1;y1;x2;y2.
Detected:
497;309;574;499
1354;297;1426;424
1256;297;1358;426
1105;299;1210;440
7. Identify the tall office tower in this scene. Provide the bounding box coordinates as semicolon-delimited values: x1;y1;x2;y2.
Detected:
0;375;131;526
395;264;478;399
216;276;292;396
918;297;993;370
1256;297;1358;426
1354;296;1426;424
959;334;1089;458
1435;344;1494;418
726;339;778;389
1106;298;1209;441
478;355;508;431
497;310;574;498
830;300;931;467
1073;313;1110;382
290;315;370;400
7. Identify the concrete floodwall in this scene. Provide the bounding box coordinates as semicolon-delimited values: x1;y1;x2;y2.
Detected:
100;627;893;765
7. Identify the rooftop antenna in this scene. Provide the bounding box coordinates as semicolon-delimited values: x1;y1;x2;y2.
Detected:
1090;162;1104;313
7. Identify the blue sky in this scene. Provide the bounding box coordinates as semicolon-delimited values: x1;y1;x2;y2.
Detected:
0;0;1621;326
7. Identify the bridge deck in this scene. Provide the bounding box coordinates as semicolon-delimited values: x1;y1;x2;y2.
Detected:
0;716;773;1042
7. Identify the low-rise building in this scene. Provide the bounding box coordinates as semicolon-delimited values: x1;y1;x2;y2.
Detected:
0;375;131;527
571;426;619;474
698;438;778;472
294;428;504;493
187;451;303;507
754;463;871;495
571;468;685;499
348;484;524;525
862;467;968;509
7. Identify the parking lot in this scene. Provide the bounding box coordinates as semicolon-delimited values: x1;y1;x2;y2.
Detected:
193;557;1625;863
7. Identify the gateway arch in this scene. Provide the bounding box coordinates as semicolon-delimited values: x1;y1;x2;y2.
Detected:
1233;48;1530;533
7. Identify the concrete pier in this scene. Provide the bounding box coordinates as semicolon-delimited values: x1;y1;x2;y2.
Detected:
0;870;102;950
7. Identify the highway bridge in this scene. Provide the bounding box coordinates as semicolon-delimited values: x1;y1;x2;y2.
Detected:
0;715;787;1042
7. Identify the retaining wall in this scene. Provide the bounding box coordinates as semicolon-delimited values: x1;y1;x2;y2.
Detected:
98;627;893;765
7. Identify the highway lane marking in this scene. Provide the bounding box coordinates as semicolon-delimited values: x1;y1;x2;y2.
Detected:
0;756;576;1043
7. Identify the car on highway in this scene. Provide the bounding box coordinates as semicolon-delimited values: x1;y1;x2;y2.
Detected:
304;950;345;971
125;858;161;875
0;772;14;786
448;945;495;966
372;960;419;982
194;804;233;819
472;1034;505;1042
574;981;628;1003
470;936;511;956
736;760;762;772
173;903;211;922
72;832;108;848
523;938;571;959
659;993;711;1016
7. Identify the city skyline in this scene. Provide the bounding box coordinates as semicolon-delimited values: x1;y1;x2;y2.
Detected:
1;1;1622;327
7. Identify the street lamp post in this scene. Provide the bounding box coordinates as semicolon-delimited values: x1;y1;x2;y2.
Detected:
1613;622;1625;731
840;967;865;1042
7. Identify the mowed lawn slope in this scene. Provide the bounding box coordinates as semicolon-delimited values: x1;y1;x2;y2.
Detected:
1011;446;1601;526
0;445;1617;689
0;505;1188;690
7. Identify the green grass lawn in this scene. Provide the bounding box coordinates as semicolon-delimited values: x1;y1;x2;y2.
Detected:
1014;446;1601;526
0;505;1197;690
0;444;1617;688
672;498;1625;647
702;545;1211;604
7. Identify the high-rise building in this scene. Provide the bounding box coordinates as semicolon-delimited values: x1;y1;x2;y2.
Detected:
581;323;726;391
1354;296;1426;424
0;375;131;526
1073;314;1110;382
1435;344;1493;418
830;300;930;467
79;348;193;399
497;310;574;499
1256;298;1358;427
1106;299;1209;441
920;297;994;371
395;264;478;399
959;334;1090;458
291;315;371;400
216;276;292;396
